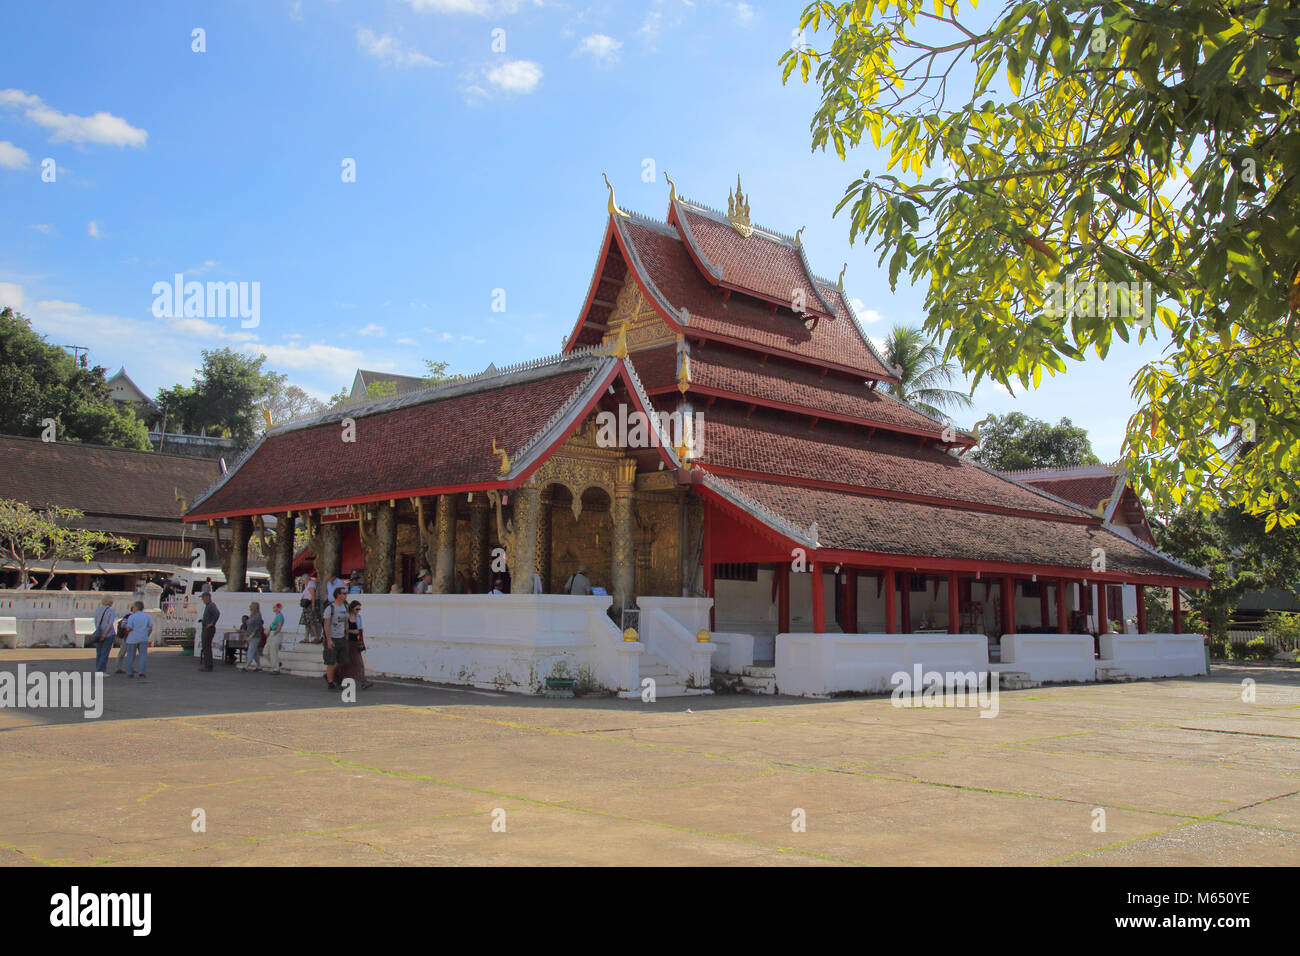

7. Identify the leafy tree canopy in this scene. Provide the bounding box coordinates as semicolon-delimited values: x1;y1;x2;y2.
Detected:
0;307;151;449
1153;506;1300;638
968;410;1101;470
0;499;136;588
783;0;1300;528
155;348;280;448
879;325;974;419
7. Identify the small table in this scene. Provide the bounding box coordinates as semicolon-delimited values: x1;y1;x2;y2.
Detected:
221;630;247;664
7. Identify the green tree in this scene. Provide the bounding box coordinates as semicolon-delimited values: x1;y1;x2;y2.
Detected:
422;359;453;384
969;411;1101;471
0;307;151;449
879;325;973;420
783;0;1300;528
262;375;324;430
0;499;135;588
1153;506;1300;639
157;348;279;448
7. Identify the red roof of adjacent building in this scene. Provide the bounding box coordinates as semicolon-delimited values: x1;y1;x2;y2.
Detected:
706;475;1193;581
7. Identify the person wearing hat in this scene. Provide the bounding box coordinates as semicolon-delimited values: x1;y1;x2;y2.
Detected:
265;601;286;674
564;567;592;595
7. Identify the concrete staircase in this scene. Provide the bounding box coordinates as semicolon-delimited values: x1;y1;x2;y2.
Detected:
639;649;687;698
266;639;326;677
739;664;777;695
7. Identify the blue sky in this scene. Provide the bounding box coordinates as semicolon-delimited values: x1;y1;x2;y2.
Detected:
0;0;1164;460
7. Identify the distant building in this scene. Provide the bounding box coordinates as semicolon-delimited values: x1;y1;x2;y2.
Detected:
349;369;428;399
106;367;159;425
0;436;227;589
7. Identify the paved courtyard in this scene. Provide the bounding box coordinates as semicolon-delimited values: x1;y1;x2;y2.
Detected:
1;648;1297;866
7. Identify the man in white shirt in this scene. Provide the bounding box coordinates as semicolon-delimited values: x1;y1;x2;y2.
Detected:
414;571;432;594
122;601;153;679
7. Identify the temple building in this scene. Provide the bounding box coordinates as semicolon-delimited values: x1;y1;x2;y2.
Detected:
183;178;1208;695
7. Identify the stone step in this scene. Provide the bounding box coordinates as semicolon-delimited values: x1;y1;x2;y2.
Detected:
1095;666;1134;682
993;670;1040;690
742;665;775;678
740;674;776;694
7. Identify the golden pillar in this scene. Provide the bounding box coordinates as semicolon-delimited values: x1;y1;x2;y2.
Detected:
510;485;540;594
469;494;491;591
434;494;457;594
612;460;636;610
537;489;553;592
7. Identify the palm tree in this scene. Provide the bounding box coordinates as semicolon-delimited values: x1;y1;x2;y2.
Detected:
879;325;973;421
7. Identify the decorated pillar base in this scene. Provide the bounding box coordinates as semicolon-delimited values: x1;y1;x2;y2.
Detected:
510;486;540;594
612;460;636;612
434;494;457;593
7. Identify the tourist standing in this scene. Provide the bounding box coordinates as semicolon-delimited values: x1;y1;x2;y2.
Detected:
321;587;350;690
92;597;117;675
414;571;432;594
198;592;220;671
243;601;265;671
122;601;152;679
265;602;285;674
299;574;321;643
201;577;213;596
344;600;374;690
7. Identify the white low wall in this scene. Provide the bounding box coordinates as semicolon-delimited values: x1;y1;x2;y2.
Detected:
1100;633;1207;678
999;633;1096;683
776;632;989;697
201;590;638;694
709;632;755;674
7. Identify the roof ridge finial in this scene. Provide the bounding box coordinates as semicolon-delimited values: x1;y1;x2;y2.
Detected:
603;172;629;219
794;226;804;246
837;262;848;291
727;173;753;237
665;171;678;203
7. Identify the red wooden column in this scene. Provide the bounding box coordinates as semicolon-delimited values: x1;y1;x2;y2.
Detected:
776;563;790;633
1056;578;1069;633
900;576;912;634
947;572;960;634
1172;586;1182;634
1039;584;1050;629
1136;583;1147;633
1001;575;1016;635
811;562;825;634
884;569;897;634
702;500;714;629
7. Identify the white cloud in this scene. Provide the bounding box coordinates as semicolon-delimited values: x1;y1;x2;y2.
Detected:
248;341;366;371
401;0;497;13
185;259;218;275
0;140;30;169
733;2;754;21
396;336;418;346
358;323;386;337
850;299;883;323
439;332;453;342
356;28;438;68
30;224;54;235
0;89;147;148
486;60;543;94
0;282;24;310
87;220;102;239
576;34;622;63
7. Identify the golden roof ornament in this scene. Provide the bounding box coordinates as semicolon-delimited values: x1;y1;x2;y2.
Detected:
664;171;678;203
677;349;691;394
837;262;848;291
794;226;804;247
727;174;753;238
606;323;629;359
603;172;629;219
491;439;512;475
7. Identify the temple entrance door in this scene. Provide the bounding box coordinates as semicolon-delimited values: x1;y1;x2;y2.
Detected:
400;555;416;594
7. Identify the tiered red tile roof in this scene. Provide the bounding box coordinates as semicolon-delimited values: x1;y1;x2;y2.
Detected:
186;354;624;521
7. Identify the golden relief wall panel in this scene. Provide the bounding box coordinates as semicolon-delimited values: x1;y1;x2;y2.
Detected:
601;277;676;352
